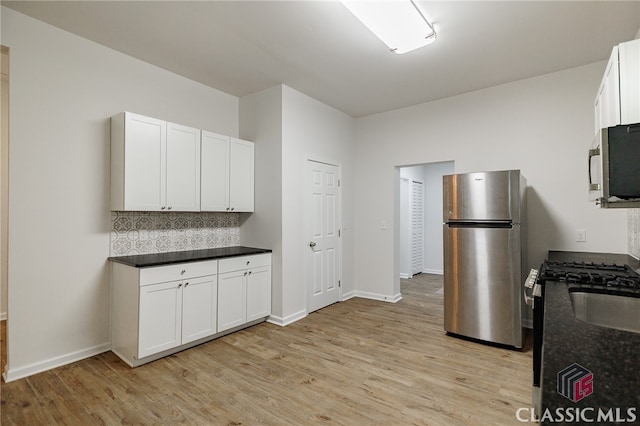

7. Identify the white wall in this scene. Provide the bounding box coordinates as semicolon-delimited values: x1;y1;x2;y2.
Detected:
399;177;410;278
1;45;8;320
2;8;238;381
422;161;454;274
240;85;355;324
239;85;284;316
354;62;629;299
281;86;355;318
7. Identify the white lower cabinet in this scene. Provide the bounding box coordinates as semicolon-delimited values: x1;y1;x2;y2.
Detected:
138;274;218;358
218;253;272;332
111;252;271;367
112;260;218;366
138;280;183;358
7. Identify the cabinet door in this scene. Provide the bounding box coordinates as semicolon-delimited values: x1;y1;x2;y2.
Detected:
166;122;201;212
601;47;621;129
139;281;182;358
217;270;246;332
182;274;217;344
201;131;230;211
229;139;254;212
124;113;166;211
246;266;271;322
619;39;640;125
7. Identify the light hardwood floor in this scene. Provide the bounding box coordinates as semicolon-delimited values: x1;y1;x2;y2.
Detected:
0;274;532;425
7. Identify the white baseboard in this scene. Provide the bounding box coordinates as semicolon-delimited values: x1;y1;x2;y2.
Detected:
399;273;411;279
267;309;307;327
422;268;443;275
353;290;402;303
3;342;111;383
0;312;6;321
523;318;533;329
341;290;356;301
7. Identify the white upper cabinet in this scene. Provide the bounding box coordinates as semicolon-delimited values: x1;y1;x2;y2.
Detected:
111;112;200;211
200;131;230;211
595;47;621;132
594;39;640;134
166;122;201;212
229;138;255;212
112;112;166;211
201;132;254;212
619;39;640;125
112;112;254;213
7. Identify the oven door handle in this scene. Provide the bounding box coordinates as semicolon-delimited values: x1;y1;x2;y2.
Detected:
524;268;539;306
524;283;542;306
524;287;534;306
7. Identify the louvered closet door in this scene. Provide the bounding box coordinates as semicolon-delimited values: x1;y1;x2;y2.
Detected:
411;180;424;275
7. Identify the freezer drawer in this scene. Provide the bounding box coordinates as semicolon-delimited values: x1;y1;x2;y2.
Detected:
443;224;523;347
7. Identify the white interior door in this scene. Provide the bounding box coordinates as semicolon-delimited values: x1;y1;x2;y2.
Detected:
305;160;341;313
411;180;424;275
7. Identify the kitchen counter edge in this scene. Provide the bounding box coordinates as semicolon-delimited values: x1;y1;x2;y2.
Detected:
108;246;272;268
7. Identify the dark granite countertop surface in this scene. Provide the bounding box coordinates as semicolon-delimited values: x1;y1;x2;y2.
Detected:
108;246;272;268
541;251;640;423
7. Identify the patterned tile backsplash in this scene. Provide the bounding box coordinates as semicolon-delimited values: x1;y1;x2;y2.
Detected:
110;211;240;256
630;209;640;259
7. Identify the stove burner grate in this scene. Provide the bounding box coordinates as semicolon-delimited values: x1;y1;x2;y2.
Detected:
539;260;640;292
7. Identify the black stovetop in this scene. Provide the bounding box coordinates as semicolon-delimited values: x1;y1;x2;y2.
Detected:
539;259;640;295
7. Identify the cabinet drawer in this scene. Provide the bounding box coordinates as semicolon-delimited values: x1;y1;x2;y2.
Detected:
139;260;218;286
219;254;271;274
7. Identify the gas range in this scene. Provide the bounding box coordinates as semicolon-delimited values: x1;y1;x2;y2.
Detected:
539;260;640;296
528;258;640;418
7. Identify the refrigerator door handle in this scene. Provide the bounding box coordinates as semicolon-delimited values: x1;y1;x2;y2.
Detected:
447;221;513;229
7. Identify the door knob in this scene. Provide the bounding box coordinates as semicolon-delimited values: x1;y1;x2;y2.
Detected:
309;241;316;248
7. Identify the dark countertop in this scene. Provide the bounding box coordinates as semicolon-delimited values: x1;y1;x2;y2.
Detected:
541;251;640;423
108;246;272;268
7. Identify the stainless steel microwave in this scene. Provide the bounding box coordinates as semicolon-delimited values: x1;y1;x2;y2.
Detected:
588;123;640;208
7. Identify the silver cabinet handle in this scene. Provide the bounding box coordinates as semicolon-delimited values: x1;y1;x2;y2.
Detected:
178;283;182;288
181;269;186;275
161;206;166;210
244;272;248;276
248;271;252;275
231;207;235;211
226;207;230;211
309;241;316;248
185;282;189;287
168;206;172;210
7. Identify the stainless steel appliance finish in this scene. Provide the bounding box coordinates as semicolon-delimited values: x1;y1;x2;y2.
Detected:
589;122;640;208
443;170;526;348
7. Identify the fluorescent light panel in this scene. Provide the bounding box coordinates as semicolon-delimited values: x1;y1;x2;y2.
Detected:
341;0;436;54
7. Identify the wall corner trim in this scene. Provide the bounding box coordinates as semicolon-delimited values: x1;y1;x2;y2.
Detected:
266;309;307;327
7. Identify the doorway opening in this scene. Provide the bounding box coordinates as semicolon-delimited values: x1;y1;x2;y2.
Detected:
397;161;454;280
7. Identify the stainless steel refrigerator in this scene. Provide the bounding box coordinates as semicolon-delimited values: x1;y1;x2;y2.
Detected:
443;170;526;348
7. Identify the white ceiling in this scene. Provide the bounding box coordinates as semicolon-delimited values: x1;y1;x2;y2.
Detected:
3;1;640;117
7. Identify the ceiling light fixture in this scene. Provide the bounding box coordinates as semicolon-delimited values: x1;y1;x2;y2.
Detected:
341;0;436;54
